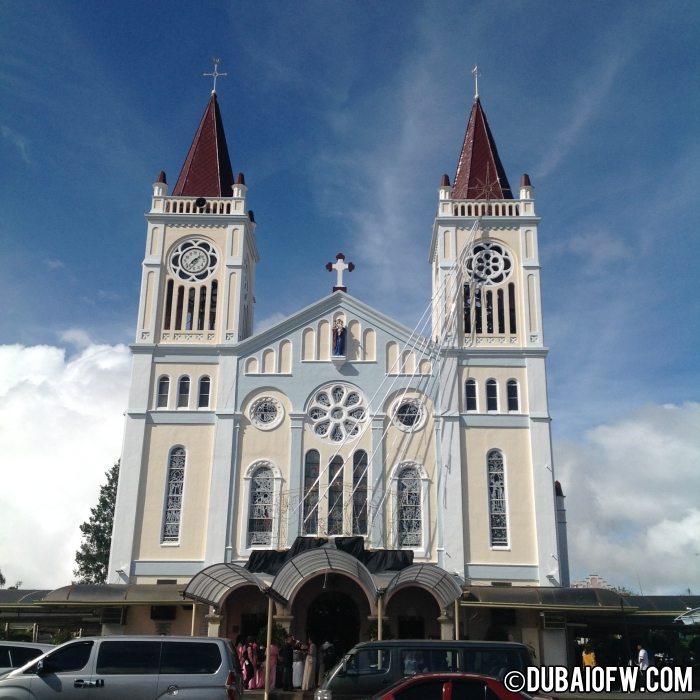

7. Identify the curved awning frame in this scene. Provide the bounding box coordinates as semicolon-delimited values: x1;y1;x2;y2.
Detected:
184;563;287;608
184;553;463;613
272;548;377;607
384;564;463;610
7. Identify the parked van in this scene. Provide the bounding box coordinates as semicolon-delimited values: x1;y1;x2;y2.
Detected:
0;642;54;674
314;639;533;700
0;636;242;699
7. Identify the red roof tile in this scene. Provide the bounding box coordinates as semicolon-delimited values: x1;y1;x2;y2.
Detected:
172;93;235;197
453;98;513;200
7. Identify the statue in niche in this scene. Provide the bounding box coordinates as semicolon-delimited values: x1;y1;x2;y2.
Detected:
332;319;347;356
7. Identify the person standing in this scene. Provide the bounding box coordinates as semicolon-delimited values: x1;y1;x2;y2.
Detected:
582;643;596;668
266;640;279;690
292;642;305;689
302;637;317;690
637;644;650;671
282;635;295;691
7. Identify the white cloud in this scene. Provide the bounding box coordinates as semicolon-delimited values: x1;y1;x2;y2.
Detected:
555;402;700;594
59;328;92;349
0;342;130;588
1;125;31;164
255;311;290;334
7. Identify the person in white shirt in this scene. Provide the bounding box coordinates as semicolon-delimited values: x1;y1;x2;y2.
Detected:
637;644;650;670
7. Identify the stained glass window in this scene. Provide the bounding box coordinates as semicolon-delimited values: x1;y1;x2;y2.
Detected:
327;457;344;536
162;447;186;542
302;450;320;535
352;451;368;535
398;465;422;547
248;465;274;546
488;450;508;547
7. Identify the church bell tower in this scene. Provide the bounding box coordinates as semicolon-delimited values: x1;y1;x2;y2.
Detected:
136;90;258;348
430;88;565;587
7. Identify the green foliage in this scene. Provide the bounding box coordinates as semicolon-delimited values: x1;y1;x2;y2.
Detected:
0;569;5;588
73;461;120;584
256;621;288;648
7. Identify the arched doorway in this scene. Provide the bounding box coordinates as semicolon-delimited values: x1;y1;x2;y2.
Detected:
307;589;360;657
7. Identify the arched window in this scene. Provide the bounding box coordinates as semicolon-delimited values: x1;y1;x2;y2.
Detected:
397;466;422;547
247;465;274;546
157;376;170;408
327;457;344;535
162;447;186;543
486;379;498;412
465;378;477;412
352;451;368;535
198;376;211;408
302;450;320;535
177;376;190;408
507;380;519;412
487;450;508;547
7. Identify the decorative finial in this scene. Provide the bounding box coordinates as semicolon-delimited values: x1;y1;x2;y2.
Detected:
325;253;355;293
472;64;480;99
203;58;227;94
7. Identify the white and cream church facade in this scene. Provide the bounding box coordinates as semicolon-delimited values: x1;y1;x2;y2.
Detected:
107;83;570;656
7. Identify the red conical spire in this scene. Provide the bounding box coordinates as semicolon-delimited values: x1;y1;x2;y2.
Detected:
452;97;513;200
172;93;235;197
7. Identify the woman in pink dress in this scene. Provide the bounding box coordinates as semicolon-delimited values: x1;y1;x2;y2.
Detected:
266;641;280;689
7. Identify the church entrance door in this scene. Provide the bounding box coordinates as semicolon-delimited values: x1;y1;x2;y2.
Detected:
306;590;360;657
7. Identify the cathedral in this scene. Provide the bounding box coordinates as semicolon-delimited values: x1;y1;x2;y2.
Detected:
106;79;570;658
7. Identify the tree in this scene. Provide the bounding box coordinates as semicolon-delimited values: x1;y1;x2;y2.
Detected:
74;461;119;584
0;569;5;588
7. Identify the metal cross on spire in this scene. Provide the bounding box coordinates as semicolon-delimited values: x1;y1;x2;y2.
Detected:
325;253;355;292
203;58;227;94
472;64;481;99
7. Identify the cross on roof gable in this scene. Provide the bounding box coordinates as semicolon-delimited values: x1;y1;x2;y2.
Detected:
452;97;513;200
172;93;235;197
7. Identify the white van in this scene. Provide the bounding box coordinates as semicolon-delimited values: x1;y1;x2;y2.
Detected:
0;636;242;699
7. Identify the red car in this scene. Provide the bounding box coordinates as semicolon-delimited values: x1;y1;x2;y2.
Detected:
369;672;530;700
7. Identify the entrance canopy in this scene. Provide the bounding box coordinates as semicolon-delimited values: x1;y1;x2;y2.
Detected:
273;548;377;606
184;551;462;612
185;563;288;607
384;564;463;610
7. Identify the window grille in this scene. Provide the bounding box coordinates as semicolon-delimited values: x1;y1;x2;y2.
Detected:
352;451;368;535
302;450;319;535
162;447;185;542
327;457;344;536
247;466;274;546
488;450;508;547
398;466;422;547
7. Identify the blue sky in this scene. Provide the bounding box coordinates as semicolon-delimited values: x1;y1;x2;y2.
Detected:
1;1;698;592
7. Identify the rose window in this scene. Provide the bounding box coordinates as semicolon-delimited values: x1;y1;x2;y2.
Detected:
308;384;367;442
250;397;283;430
392;398;426;431
465;242;513;285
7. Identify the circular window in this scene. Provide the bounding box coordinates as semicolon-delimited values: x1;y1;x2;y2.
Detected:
307;384;367;442
250;397;284;430
392;398;426;432
170;238;219;281
464;242;513;286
